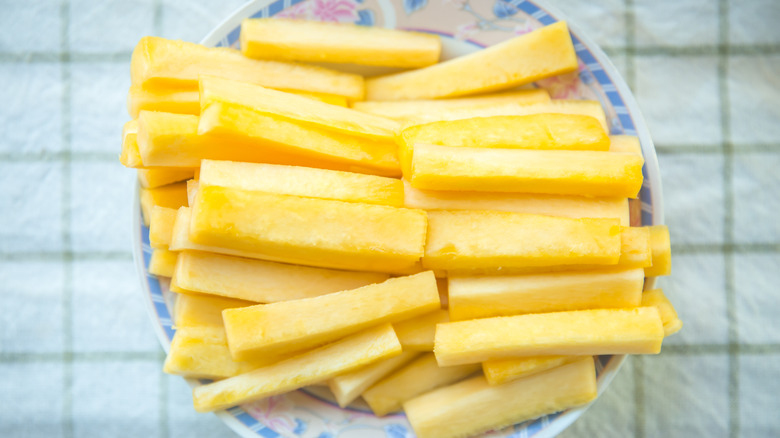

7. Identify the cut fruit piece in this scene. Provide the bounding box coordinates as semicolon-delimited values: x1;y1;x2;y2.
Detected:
200;76;397;141
163;326;261;379
365;21;577;101
241;18;441;68
404;99;608;132
448;267;644;321
642;289;682;336
172;250;389;303
190;186;427;273
148;249;178;277
128;86;200;118
363;353;479;417
434;307;664;366
149;206;177;249
279;90;349;107
328;351;420;408
167;207;199;252
403;181;630;226
119;120;143;168
613;226;653;268
170;206;423;276
139;182;188;226
138;168;195;189
409;143;644;198
446;225;651;276
482;356;582;386
127;86;348;118
198;102;400;177
136;111;210;168
192;324;401;412
168;206;231;252
351;89;550;121
186;179;197;206
222;272;439;361
403;357;597;438
172;293;254;329
610;135;643;156
422;210;621;271
130;36;364;100
399;114;610;177
437;278;449;308
645;225;672;277
393;309;449;352
198;160;404;207
138;107;400;175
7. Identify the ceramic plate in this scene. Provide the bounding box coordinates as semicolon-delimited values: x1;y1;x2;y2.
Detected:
134;0;664;436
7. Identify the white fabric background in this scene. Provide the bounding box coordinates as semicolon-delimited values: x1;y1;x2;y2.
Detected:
1;0;778;437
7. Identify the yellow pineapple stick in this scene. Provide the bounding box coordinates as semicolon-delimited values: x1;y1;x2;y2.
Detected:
642;289;683;336
200;76;397;141
481;356;583;386
127;85;348;118
163;326;263;380
190;186;427;273
403;181;630;226
223;272;439;361
362;353;480;417
172;250;388;304
422;210;621;271
185;179;197;206
149;206;177;249
645;225;672;276
351;90;550;121
241;19;441;68
365;21;577;101
403;99;609;132
398;114;610;177
135;112;211;168
482;288;681;385
165;294;292;379
409;144;644;198
192;324;402;412
198;101;401;177
119;120;143;168
139;182;188;226
327;351;421;408
446;225;651;276
137;168;194;189
403;357;597;438
131;36;364;100
172;293;254;329
448;267;644;321
393;309;450;352
198;160;404;207
610;135;644;156
135;109;400;176
434;307;664;366
128;86;200;118
148;249;178;278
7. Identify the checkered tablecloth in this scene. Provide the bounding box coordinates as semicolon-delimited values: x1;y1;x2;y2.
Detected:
1;0;778;437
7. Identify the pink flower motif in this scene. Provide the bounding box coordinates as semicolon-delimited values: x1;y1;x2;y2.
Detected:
455;22;479;40
245;395;298;434
535;59;588;99
277;1;312;19
512;22;536;36
310;0;359;22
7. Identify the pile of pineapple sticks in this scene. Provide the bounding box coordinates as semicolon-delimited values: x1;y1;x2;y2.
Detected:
121;18;681;438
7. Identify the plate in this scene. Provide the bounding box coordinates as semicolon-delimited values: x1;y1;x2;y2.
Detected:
133;0;664;436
